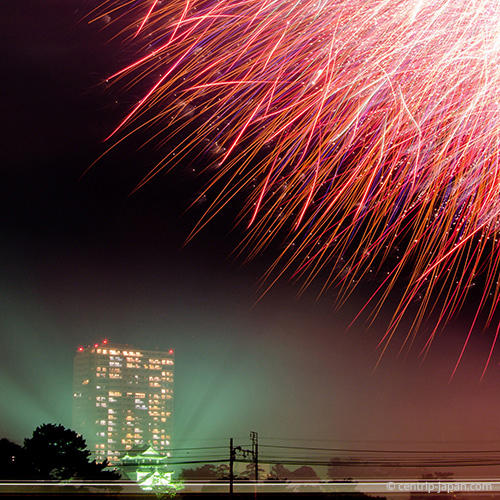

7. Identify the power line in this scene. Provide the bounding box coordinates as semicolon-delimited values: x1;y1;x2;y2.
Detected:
109;446;227;453
260;444;500;454
256;458;500;468
111;436;500;474
261;436;500;445
121;459;228;466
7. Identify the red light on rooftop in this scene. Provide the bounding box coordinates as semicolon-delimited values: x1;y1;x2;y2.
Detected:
168;349;174;354
78;346;84;352
103;339;108;344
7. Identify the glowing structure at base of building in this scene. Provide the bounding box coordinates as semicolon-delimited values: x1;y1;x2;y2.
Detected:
120;446;183;495
72;340;174;463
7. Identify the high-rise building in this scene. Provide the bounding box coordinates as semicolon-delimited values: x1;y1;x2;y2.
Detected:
72;340;174;463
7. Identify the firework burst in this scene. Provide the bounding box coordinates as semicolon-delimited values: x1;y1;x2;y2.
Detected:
90;0;500;375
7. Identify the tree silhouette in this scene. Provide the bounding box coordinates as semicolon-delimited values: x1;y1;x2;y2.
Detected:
215;463;230;479
237;462;266;480
180;464;219;480
23;424;120;480
266;463;291;480
0;439;28;479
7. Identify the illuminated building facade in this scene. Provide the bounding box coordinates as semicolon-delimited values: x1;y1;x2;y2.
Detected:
72;340;174;463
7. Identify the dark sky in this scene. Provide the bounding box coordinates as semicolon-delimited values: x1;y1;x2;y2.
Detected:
3;0;500;475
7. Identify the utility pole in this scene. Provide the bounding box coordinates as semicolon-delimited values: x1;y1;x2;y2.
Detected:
250;431;259;482
229;438;234;495
230;432;259;493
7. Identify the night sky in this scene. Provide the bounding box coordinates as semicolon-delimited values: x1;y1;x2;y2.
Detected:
3;0;500;473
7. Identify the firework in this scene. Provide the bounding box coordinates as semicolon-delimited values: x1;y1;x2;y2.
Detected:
90;0;500;375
